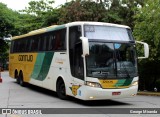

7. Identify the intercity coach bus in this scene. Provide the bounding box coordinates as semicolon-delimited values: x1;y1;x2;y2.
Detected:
9;22;149;100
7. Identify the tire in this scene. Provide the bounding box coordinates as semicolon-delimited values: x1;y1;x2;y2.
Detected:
56;80;67;100
19;72;25;87
15;73;20;84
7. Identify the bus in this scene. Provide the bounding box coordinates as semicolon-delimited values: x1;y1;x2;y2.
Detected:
9;22;149;100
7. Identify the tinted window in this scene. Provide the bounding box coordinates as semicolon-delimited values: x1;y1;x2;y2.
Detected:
11;28;66;53
54;29;66;50
69;26;84;80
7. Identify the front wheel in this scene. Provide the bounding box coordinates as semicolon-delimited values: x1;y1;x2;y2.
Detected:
56;80;67;100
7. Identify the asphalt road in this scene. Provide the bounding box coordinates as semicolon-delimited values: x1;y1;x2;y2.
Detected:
0;71;160;117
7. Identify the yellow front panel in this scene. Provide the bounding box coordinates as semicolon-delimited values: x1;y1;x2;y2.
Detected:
99;80;118;88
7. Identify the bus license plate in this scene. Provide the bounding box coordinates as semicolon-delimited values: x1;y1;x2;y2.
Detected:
112;92;121;95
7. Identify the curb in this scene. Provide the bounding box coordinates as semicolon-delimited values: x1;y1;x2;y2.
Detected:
137;92;160;96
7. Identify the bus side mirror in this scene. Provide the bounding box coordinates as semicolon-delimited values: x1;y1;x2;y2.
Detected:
136;41;149;59
80;37;89;57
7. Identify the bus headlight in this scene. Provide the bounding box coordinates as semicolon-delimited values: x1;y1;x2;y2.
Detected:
132;81;138;86
85;81;102;88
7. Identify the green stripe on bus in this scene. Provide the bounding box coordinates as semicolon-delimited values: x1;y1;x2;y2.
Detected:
123;78;133;86
31;52;54;81
114;78;133;87
114;79;126;87
31;53;45;79
38;52;54;81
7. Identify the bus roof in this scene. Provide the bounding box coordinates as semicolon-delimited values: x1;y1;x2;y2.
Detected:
66;21;130;29
12;24;65;40
12;21;130;40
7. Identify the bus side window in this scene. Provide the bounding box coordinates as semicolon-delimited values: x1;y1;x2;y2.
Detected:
55;29;66;50
20;39;27;52
48;33;55;51
61;29;66;50
17;41;21;52
54;31;60;50
45;35;50;51
30;36;38;52
30;39;34;52
10;41;14;53
13;40;17;52
27;37;32;52
38;34;47;52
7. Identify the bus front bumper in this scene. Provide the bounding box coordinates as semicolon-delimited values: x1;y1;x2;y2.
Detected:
75;85;138;100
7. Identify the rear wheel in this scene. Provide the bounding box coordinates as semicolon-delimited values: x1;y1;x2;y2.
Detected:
19;72;25;87
15;72;20;84
56;80;67;100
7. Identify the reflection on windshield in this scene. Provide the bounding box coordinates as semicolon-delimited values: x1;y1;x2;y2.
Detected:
84;25;133;41
86;42;138;79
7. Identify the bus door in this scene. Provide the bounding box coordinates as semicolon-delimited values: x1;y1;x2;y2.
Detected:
69;26;84;95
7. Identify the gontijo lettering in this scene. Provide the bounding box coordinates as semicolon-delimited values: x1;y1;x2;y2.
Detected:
18;55;33;62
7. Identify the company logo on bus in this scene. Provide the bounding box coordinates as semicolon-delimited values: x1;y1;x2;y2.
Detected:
103;80;113;84
18;55;33;62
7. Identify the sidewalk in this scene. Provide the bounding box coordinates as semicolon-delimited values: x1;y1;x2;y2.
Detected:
138;91;160;96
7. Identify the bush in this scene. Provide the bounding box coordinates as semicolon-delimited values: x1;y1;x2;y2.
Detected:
155;79;160;92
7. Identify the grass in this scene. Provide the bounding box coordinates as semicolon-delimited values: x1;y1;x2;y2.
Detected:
137;91;160;96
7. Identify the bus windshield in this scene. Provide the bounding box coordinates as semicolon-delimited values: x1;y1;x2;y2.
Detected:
84;25;133;41
84;25;137;79
86;42;137;79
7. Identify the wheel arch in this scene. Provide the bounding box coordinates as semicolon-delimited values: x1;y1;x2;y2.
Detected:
56;76;65;91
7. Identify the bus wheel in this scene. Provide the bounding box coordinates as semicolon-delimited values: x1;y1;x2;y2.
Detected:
15;71;19;84
16;74;20;84
56;80;67;100
19;72;25;87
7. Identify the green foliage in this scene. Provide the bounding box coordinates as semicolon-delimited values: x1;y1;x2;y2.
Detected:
0;39;8;53
19;0;144;30
155;79;160;92
108;0;144;28
0;3;15;67
0;3;17;37
58;0;107;24
21;0;55;16
134;0;160;61
14;14;42;35
58;0;143;28
134;0;160;91
0;2;41;36
20;0;59;28
0;39;9;67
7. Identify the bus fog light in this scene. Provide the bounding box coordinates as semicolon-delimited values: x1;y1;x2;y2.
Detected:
86;81;101;88
132;81;138;86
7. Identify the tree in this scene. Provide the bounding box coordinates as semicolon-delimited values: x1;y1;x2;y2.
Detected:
58;0;109;24
133;0;160;91
106;0;144;28
21;0;59;27
0;38;9;69
0;3;17;37
0;3;17;69
58;0;144;28
14;13;43;35
22;0;55;16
